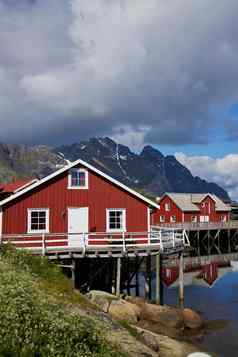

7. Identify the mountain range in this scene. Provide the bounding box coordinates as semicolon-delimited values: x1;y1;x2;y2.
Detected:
0;137;229;200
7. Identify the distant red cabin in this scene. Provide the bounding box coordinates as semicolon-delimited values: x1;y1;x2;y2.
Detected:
0;159;159;249
152;193;230;225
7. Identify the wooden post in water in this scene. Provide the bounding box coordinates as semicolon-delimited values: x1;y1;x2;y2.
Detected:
145;254;152;300
155;253;163;305
135;256;140;296
116;257;121;296
179;253;184;304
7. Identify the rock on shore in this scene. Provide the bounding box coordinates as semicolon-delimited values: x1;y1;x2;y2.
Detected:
86;291;209;357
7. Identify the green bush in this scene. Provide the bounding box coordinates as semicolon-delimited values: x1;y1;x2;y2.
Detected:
0;247;122;357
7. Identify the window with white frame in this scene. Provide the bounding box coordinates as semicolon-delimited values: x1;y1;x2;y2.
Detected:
160;215;165;223
28;208;49;233
106;209;126;232
68;168;88;189
191;215;197;223
170;215;176;223
165;203;171;211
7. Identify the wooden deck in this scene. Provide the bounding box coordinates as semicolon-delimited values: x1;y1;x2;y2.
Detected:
1;228;189;259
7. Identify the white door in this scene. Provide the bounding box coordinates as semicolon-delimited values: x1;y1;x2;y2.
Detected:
68;207;89;247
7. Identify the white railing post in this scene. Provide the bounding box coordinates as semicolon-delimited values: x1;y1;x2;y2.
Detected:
122;231;126;252
159;230;163;252
173;230;175;248
42;234;46;256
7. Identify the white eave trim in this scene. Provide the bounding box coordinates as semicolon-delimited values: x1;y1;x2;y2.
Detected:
0;159;159;209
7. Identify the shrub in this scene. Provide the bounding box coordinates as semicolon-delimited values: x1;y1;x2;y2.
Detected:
0;247;122;357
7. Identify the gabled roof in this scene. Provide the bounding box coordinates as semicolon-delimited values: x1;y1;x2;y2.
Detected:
0;159;159;209
161;192;230;212
165;193;200;211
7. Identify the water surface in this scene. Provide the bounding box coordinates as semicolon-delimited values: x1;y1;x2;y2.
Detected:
162;268;238;357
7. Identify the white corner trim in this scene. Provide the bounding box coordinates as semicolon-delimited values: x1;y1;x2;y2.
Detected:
147;207;151;232
27;208;49;234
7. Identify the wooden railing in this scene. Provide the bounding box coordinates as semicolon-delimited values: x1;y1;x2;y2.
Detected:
155;221;238;230
0;228;188;256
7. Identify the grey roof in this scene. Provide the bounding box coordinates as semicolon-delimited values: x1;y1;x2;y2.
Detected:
164;193;230;212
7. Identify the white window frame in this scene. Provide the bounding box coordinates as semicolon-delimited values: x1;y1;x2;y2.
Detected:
170;215;176;223
165;203;171;211
191;215;197;223
106;209;126;232
160;215;165;223
68;168;88;190
27;208;49;234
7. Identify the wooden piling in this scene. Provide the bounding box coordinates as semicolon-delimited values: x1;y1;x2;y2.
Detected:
179;253;184;303
155;253;163;305
116;257;121;296
135;256;140;296
146;254;152;300
71;259;76;289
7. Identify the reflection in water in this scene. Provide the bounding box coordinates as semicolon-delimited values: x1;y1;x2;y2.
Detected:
162;267;238;357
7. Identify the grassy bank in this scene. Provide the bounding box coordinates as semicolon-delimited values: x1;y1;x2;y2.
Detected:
0;246;124;357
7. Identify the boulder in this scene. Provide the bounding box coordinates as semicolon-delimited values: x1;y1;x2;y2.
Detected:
108;299;141;324
182;308;203;329
141;303;184;329
86;290;118;313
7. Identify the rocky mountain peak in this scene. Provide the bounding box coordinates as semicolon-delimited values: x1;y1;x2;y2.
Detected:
140;145;164;161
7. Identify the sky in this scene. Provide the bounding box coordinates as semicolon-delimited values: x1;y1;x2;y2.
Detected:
1;0;238;198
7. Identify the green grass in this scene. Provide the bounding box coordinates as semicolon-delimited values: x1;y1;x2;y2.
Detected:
0;246;124;357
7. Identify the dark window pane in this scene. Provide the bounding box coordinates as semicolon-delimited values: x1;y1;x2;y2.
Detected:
31;212;38;218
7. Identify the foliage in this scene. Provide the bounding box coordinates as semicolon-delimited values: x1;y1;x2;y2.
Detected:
0;247;123;357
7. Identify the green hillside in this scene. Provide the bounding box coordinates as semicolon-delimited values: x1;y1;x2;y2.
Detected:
0;247;125;357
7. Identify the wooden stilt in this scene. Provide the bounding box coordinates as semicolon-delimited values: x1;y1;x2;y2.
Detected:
155;253;163;305
116;257;121;297
71;259;76;289
135;256;139;296
146;254;152;300
126;257;131;295
228;229;231;253
197;231;200;257
179;253;184;304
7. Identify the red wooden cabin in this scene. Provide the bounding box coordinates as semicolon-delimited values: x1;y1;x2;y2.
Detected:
0;159;159;250
152;193;230;225
0;178;38;201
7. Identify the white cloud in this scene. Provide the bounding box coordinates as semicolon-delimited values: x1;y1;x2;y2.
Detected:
1;0;238;147
176;152;238;200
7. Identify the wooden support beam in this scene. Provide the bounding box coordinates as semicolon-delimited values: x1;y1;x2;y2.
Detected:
228;229;231;253
155;253;163;305
71;259;76;289
197;231;200;257
146;254;152;300
179;253;184;304
116;257;121;297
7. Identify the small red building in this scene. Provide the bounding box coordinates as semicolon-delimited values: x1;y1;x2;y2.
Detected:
0;159;159;248
0;178;38;201
153;193;230;225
